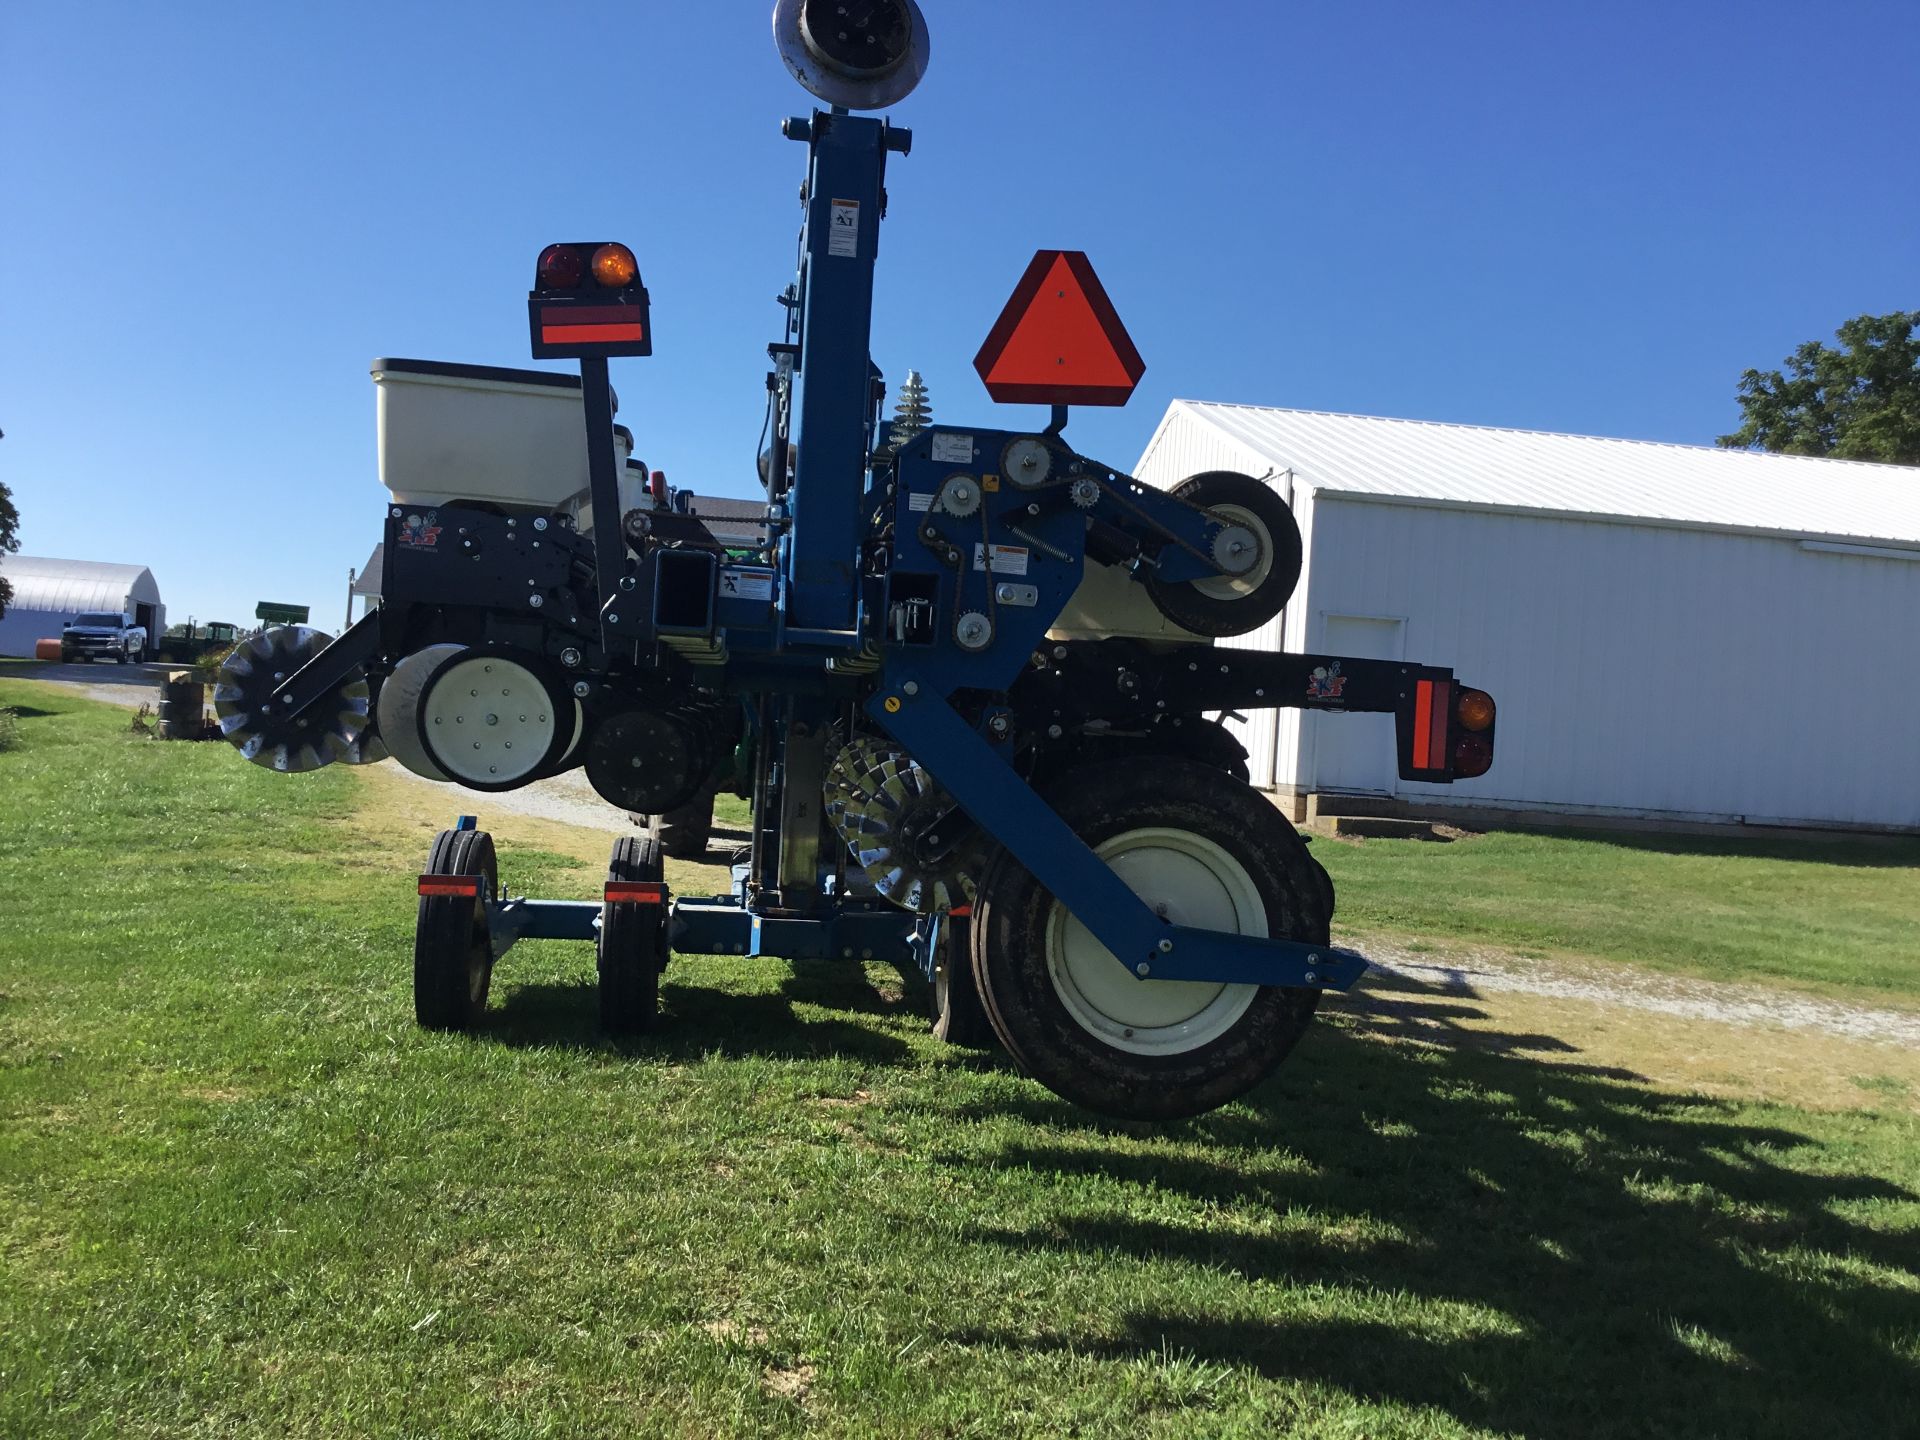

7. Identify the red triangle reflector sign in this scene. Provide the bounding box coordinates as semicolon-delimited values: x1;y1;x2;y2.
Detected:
973;250;1145;406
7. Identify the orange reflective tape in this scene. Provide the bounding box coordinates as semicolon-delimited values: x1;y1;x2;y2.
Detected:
604;880;667;905
419;875;481;897
1427;680;1452;772
1412;681;1434;770
542;322;646;345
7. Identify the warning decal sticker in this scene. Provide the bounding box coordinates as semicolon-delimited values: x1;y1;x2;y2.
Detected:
971;543;1030;576
930;433;974;464
828;200;859;257
720;566;775;602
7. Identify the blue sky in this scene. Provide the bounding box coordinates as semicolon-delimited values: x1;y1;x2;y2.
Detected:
3;2;1915;627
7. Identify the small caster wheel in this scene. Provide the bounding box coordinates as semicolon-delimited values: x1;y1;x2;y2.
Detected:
599;834;667;1036
415;828;497;1032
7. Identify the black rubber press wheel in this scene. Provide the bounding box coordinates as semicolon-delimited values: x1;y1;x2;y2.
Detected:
598;834;667;1036
414;828;497;1032
969;760;1327;1121
930;912;997;1049
1143;471;1303;638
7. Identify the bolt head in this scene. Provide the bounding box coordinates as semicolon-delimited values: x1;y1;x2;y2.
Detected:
606;612;618;624
533;516;548;531
571;680;590;698
529;594;544;608
1135;962;1151;977
1156;938;1174;953
560;647;583;668
902;680;919;695
619;576;637;591
1305;971;1317;983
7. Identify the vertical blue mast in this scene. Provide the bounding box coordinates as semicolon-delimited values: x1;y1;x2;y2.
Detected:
783;110;908;638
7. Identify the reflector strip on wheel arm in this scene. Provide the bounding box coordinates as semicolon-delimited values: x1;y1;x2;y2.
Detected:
1411;678;1452;772
604;881;668;905
419;875;482;897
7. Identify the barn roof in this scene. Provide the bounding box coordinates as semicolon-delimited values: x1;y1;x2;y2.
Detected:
1154;402;1920;549
0;554;162;614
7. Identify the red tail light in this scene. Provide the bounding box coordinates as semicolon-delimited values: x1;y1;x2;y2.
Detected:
1452;733;1494;778
537;244;585;290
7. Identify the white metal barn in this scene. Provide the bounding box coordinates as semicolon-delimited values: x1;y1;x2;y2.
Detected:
1134;403;1920;834
0;555;166;657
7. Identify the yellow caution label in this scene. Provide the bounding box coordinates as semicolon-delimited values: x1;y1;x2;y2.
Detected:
982;473;1000;492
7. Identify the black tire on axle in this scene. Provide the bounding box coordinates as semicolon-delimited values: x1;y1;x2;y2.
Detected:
598;834;666;1036
930;912;997;1049
414;828;497;1032
651;789;716;859
969;759;1327;1121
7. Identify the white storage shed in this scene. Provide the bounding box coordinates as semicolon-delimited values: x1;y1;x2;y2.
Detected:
1134;403;1920;834
0;555;166;658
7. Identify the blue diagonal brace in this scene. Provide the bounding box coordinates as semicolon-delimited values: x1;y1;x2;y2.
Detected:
866;682;1366;990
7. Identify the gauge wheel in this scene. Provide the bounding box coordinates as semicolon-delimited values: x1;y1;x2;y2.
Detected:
415;647;575;792
969;759;1327;1120
1143;471;1303;638
414;828;497;1032
930;912;997;1048
599;834;666;1036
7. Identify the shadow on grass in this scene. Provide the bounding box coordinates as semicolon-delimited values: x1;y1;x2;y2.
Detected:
1341;969;1646;1081
2;704;58;719
938;1008;1919;1438
485;958;920;1064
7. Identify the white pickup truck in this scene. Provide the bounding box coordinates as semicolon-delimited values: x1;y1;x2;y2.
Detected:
60;611;147;664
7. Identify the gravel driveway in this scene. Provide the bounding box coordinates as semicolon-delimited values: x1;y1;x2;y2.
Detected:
1358;938;1920;1048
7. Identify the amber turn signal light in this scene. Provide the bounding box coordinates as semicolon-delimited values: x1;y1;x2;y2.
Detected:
592;243;639;289
1455;688;1496;733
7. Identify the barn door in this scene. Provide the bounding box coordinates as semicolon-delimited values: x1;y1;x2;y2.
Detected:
1312;615;1405;796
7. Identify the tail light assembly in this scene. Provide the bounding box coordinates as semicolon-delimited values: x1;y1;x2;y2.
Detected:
1399;676;1497;783
529;242;652;360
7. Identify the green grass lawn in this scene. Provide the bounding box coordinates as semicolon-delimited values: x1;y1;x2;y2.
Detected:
3;680;1917;1438
1318;824;1920;999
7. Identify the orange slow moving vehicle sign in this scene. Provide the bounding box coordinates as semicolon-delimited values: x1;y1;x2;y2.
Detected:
973;250;1145;406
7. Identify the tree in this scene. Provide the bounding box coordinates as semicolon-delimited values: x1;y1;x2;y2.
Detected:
0;478;18;620
1717;311;1920;467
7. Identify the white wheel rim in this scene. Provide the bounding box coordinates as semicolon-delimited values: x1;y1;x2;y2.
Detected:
420;655;556;785
1195;502;1273;602
1045;826;1263;1056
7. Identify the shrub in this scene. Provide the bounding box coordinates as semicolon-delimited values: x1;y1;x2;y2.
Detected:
193;642;237;686
0;706;18;752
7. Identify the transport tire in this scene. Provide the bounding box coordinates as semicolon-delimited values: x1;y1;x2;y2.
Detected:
930;912;997;1049
969;759;1327;1121
598;834;666;1036
1143;471;1303;638
414;828;497;1032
